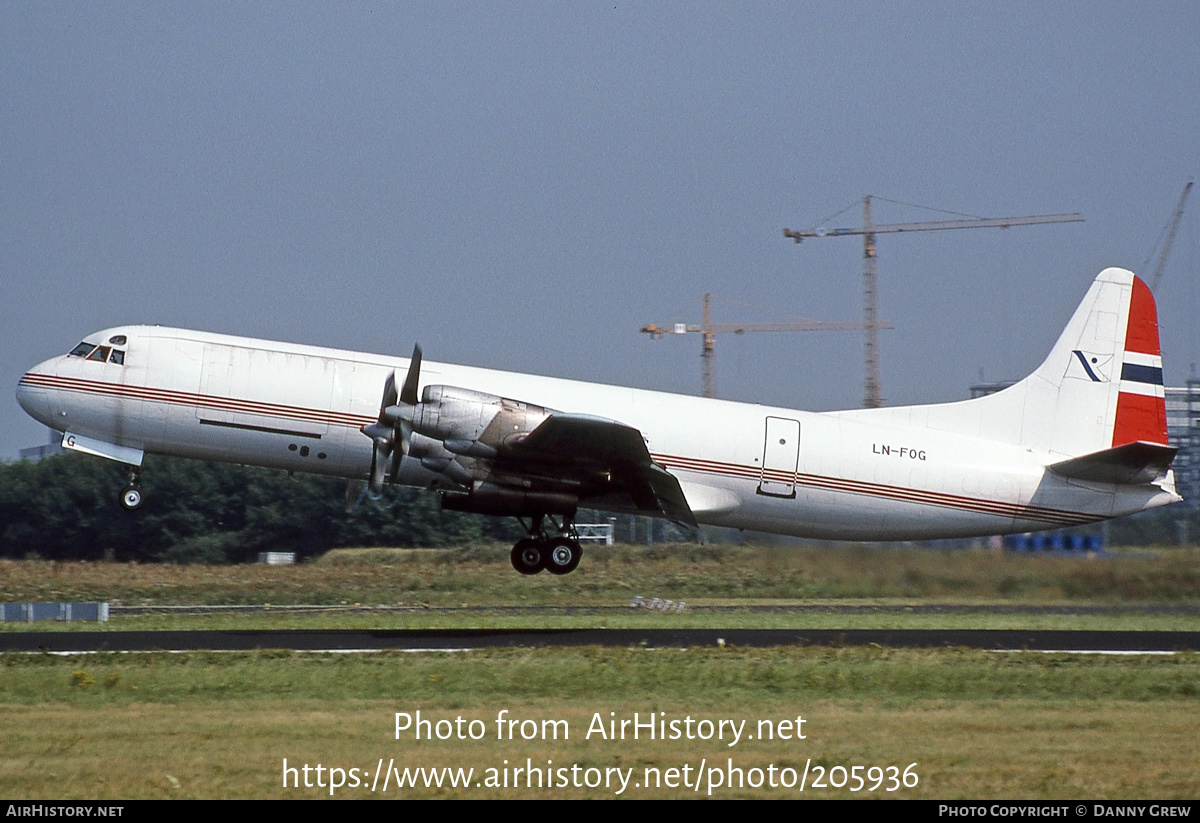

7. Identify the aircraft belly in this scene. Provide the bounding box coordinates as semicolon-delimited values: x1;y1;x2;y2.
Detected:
705;482;1021;540
675;441;1117;540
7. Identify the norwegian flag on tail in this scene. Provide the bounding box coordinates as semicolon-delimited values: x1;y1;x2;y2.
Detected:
1112;276;1168;447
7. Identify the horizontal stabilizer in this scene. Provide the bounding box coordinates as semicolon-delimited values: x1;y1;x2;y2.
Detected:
1048;441;1177;486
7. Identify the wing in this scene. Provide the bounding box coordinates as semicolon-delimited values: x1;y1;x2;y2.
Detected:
498;414;698;528
362;363;697;527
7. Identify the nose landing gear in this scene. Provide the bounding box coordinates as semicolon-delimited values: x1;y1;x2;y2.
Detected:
120;466;144;511
510;514;583;576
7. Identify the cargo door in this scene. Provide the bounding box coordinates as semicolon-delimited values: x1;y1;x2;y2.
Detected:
758;416;800;498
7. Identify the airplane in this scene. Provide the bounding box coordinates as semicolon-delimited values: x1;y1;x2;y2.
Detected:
15;267;1180;575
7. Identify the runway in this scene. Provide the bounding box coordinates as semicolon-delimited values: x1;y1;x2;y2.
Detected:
2;628;1198;653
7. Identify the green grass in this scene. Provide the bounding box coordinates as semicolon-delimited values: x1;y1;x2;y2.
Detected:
2;544;1198;799
3;543;1200;608
0;647;1197;799
3;607;1199;633
3;646;1198;705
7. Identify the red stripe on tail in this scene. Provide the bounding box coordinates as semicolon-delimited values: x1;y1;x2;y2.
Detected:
1124;276;1161;355
1112;276;1167;446
1112;391;1167;447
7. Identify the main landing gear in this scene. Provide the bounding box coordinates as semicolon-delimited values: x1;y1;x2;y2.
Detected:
510;514;582;576
120;466;144;511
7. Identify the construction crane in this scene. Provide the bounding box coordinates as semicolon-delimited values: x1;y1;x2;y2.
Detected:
1146;179;1193;294
641;292;887;399
784;196;1084;408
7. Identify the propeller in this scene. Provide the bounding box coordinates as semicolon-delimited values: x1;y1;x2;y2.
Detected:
361;345;422;496
392;344;422;464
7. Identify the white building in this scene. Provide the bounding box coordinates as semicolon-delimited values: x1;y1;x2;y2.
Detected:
1165;382;1200;507
17;428;64;462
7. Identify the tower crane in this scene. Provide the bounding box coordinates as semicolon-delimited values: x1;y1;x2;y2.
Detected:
1146;179;1193;294
784;196;1084;408
641;292;888;399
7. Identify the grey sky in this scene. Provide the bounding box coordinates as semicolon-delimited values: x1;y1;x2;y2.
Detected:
3;2;1198;458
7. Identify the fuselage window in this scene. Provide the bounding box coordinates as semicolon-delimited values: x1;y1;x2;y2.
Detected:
86;346;112;363
69;342;95;357
109;349;125;365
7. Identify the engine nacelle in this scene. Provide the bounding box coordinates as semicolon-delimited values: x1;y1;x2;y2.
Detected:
411;385;554;452
378;383;559;492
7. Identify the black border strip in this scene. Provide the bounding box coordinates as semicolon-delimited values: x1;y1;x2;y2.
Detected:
198;418;323;439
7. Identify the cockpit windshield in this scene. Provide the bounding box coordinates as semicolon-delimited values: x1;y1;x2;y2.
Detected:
68;340;126;365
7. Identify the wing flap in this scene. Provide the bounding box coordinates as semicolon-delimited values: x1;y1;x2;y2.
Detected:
1048;441;1177;486
512;414;698;528
633;462;699;528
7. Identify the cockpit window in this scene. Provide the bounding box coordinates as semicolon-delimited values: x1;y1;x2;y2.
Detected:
108;335;127;346
68;340;126;366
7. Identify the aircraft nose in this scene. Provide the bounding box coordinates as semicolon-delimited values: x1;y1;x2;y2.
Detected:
16;357;58;427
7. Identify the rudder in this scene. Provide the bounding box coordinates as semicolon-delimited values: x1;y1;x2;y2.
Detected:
1110;275;1168;447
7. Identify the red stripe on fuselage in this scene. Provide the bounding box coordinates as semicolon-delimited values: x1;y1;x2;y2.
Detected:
18;373;374;429
653;453;1098;528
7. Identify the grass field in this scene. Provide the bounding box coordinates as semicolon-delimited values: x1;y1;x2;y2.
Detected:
3;542;1200;607
1;543;1198;799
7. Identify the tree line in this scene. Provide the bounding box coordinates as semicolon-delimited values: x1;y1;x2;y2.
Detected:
1;451;1192;564
0;453;522;563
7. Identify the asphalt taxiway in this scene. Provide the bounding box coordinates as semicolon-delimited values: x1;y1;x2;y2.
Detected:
2;628;1198;653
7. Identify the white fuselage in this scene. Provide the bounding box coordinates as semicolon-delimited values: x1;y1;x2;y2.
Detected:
17;323;1175;541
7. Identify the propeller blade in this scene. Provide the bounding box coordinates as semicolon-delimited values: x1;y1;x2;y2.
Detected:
400;344;422;407
362;346;422;496
389;446;403;483
398;419;413;456
368;439;390;496
377;371;397;426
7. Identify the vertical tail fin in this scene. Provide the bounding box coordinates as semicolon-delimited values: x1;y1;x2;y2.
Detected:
1028;267;1167;456
855;268;1169;462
